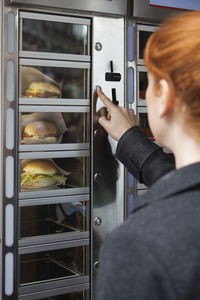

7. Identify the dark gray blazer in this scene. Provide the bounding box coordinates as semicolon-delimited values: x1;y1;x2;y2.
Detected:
97;127;200;300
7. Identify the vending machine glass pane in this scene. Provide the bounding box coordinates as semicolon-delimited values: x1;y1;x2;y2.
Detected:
21;66;89;99
20;246;88;285
20;157;89;192
139;31;152;60
20;202;88;239
20;112;89;145
139;113;154;139
139;72;147;100
22;19;89;55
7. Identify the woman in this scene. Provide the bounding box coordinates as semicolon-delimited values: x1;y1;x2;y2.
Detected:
96;11;200;300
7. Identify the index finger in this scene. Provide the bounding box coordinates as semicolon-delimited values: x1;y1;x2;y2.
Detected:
96;88;115;110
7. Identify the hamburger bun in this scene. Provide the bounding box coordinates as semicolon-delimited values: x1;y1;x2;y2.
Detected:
23;81;61;98
23;121;57;144
23;160;57;175
21;160;66;188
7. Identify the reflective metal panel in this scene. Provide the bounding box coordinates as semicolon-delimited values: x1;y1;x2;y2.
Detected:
93;15;124;235
10;0;128;15
92;16;125;297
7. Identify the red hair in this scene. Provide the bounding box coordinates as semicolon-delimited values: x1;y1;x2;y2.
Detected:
144;11;200;138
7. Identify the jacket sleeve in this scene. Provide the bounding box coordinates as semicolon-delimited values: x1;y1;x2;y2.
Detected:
115;126;175;187
96;228;177;300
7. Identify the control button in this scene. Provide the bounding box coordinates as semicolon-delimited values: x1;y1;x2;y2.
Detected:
94;261;100;271
95;42;102;51
94;217;102;226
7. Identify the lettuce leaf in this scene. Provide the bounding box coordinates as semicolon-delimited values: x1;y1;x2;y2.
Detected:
21;172;67;187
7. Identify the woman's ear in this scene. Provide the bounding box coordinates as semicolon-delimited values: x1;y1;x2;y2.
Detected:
158;79;172;119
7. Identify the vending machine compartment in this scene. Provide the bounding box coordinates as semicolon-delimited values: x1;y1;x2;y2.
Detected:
137;24;157;65
20;201;88;239
138;107;154;140
20;245;88;285
137;66;148;106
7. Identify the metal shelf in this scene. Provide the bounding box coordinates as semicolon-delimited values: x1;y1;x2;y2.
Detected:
19;187;90;200
19;98;90;106
19;231;89;248
19;237;89;254
19;143;90;152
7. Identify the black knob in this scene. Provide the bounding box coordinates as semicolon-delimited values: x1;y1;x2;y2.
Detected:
105;72;121;81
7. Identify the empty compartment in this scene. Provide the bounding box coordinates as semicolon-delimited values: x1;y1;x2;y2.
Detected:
138;30;152;60
20;12;90;56
20;201;88;239
20;246;88;285
139;112;154;140
139;71;147;100
137;25;157;64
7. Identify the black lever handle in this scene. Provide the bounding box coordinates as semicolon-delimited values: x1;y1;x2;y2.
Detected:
110;61;113;73
112;88;119;105
105;61;121;82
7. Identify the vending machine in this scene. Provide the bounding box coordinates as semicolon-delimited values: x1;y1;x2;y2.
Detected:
0;0;180;299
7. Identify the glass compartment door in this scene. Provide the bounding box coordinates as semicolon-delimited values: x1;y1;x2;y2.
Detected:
138;107;154;140
19;197;89;243
18;240;89;298
17;12;91;300
137;24;157;65
137;65;147;106
19;108;90;151
19;60;90;106
19;12;91;61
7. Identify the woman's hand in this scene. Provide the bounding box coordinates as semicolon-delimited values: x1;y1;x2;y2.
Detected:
96;87;139;141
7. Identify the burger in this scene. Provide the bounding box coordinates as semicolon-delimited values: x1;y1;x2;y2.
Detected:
21;159;67;188
23;81;61;98
22;121;58;144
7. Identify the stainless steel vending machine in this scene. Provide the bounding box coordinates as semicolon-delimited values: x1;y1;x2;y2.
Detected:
0;0;179;299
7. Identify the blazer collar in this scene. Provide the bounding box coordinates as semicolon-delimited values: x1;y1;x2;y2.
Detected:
132;162;200;213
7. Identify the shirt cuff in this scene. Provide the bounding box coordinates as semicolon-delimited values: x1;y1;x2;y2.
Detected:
116;126;160;181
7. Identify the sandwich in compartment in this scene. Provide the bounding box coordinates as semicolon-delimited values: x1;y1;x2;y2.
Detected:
23;81;61;98
21;160;67;188
22;121;58;144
